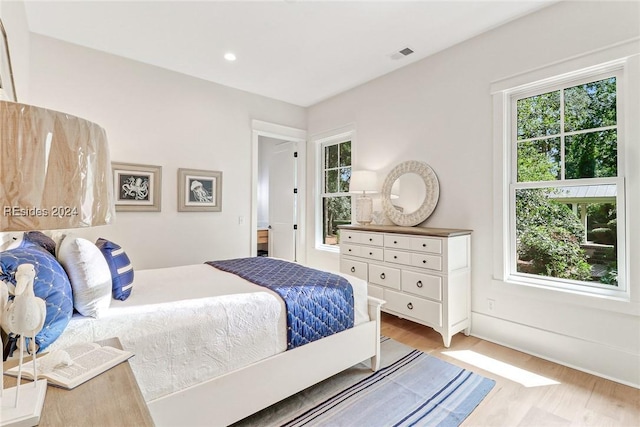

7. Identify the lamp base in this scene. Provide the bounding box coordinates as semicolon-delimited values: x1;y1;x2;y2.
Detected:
355;196;373;225
0;380;48;427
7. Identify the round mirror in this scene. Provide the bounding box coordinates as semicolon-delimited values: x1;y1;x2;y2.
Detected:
381;161;439;226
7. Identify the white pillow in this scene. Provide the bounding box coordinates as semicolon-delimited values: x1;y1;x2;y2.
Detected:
58;236;112;317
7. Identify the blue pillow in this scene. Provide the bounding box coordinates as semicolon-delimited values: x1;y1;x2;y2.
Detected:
95;238;134;300
23;231;57;257
0;246;74;352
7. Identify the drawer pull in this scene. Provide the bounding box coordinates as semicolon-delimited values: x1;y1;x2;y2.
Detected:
393;255;398;259
423;259;427;264
350;266;356;273
407;302;414;310
416;280;423;288
369;252;373;256
348;248;352;252
348;235;352;239
380;273;386;280
394;240;398;244
422;243;427;247
369;238;373;242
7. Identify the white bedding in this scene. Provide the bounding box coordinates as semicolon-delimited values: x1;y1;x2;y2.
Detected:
48;263;369;401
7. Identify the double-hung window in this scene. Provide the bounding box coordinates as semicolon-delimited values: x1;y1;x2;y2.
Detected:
501;62;628;296
318;137;352;248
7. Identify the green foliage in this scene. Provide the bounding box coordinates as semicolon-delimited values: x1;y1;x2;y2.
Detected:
517;139;560;182
516;189;584;240
517;91;560;140
518;225;592;281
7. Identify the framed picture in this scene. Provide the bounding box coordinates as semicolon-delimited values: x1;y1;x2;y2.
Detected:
0;19;17;102
112;162;162;212
178;168;222;212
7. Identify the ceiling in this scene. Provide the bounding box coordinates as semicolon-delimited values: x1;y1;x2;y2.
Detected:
23;0;556;107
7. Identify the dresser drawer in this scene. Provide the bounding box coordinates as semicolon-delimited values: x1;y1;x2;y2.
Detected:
384;289;442;327
369;264;401;290
385;249;412;265
367;284;384;300
360;246;384;261
410;237;442;254
340;258;368;281
384;234;413;250
341;243;361;257
341;231;383;246
401;270;442;301
411;253;442;271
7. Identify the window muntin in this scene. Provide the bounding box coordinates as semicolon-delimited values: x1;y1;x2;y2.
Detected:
320;140;351;246
510;71;623;291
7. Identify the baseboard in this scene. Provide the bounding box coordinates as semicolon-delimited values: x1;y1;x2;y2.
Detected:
470;312;640;389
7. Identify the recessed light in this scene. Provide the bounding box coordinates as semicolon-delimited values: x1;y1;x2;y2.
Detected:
224;52;237;62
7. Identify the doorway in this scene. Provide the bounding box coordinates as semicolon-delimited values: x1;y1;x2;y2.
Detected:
251;120;306;263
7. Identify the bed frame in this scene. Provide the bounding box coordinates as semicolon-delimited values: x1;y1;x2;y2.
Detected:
148;296;384;426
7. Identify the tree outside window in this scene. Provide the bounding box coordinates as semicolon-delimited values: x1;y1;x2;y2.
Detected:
321;140;351;246
513;75;621;288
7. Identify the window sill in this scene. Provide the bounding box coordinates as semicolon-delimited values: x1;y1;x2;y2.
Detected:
315;244;340;254
491;276;640;316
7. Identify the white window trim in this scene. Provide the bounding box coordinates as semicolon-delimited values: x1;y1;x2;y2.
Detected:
313;124;356;253
491;39;640;314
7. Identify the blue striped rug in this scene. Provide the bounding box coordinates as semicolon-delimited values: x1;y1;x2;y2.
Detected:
234;337;495;427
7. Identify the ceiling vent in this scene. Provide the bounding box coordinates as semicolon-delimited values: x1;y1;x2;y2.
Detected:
389;47;415;60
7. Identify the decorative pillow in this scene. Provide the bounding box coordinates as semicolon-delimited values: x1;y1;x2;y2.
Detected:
23;231;58;257
57;236;112;317
95;238;134;300
0;246;74;352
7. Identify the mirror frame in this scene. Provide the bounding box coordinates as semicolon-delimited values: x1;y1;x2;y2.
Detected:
381;160;439;226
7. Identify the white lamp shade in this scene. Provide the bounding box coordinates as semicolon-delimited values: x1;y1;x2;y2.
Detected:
349;170;378;194
0;101;115;231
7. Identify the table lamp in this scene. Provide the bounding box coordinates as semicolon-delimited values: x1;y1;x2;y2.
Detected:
1;100;115;427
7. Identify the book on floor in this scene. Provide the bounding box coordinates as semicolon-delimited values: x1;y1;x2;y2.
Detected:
4;341;134;390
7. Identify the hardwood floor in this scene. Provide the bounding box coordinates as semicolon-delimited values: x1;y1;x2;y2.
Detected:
380;313;640;427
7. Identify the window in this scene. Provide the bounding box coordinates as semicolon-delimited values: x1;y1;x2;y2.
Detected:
508;69;626;294
319;137;352;247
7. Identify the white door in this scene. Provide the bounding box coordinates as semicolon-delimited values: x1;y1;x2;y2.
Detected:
268;141;297;261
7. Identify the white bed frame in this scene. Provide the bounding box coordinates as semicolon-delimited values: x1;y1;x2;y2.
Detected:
148;296;384;427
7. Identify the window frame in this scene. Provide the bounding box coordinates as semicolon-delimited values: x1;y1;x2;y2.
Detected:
492;51;636;301
314;126;355;252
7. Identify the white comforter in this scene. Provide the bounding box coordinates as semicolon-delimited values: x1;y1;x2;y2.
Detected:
49;263;369;401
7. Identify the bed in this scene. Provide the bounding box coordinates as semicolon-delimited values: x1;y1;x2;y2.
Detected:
46;259;384;426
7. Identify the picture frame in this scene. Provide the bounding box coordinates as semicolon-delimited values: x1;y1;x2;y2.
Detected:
112;162;162;212
178;168;222;212
0;18;17;102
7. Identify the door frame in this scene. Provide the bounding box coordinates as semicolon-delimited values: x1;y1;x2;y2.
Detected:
251;120;307;263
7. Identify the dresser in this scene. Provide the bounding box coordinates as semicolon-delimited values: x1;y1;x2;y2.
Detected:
339;224;472;347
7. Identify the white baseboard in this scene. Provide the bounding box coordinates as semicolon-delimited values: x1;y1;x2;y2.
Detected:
471;312;640;389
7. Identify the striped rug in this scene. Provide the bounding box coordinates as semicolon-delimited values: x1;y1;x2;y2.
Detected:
233;337;495;427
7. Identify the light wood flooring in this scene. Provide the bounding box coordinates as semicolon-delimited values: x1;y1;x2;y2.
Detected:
381;313;640;427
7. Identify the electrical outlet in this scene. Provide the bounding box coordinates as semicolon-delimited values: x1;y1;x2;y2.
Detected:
487;299;495;312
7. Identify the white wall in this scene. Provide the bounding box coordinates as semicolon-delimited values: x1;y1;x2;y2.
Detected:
24;34;306;269
306;1;640;386
0;0;30;101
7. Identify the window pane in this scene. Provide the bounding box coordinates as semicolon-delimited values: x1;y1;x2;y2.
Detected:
565;77;616;132
339;141;351;167
517;91;561;140
565;129;617;179
339;167;351;192
517;137;560;182
515;185;618;286
323;196;351;246
325;169;338;193
325;144;339;169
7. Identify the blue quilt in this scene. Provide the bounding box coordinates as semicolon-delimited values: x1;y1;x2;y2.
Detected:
206;257;354;350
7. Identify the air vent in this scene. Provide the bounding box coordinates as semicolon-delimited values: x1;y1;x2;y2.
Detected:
389;47;415;60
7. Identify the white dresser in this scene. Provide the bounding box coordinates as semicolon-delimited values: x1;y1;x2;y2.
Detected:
339;224;471;347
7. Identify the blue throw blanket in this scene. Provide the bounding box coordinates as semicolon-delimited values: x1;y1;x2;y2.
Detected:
206;257;354;350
